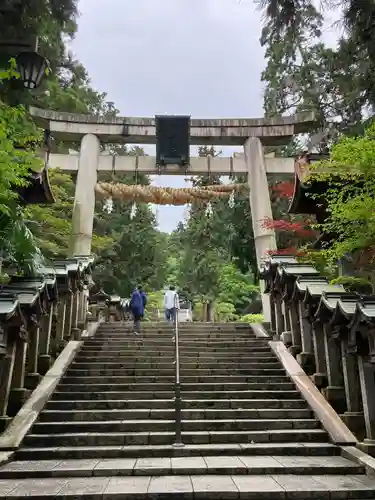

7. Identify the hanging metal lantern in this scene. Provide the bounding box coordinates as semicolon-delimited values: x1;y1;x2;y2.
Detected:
15;51;49;89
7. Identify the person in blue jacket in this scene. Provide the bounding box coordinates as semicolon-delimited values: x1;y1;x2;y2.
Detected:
130;286;144;334
138;286;148;318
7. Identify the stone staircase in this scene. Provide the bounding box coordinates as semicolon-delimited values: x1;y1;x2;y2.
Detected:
1;322;375;498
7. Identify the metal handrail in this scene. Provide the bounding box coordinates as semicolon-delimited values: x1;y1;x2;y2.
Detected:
172;292;184;447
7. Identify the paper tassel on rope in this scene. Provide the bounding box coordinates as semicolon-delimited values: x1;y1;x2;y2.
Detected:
228;191;235;208
103;197;114;213
130;202;137;219
205;202;213;218
95;182;247;206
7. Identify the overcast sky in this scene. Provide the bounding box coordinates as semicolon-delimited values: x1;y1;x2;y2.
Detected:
71;0;339;232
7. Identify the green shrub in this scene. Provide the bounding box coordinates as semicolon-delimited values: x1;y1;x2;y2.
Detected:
330;276;372;294
239;313;265;324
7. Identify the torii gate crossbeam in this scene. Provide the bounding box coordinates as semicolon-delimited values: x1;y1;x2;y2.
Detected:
48;152;295;175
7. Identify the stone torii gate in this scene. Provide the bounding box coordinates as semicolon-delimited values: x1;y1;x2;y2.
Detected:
30;107;315;319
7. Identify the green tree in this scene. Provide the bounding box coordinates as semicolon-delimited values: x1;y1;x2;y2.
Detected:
309;123;375;279
257;0;375;147
216;263;259;314
0;71;47;275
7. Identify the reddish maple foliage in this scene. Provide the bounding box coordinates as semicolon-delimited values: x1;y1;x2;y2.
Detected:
272;181;295;199
262;217;315;238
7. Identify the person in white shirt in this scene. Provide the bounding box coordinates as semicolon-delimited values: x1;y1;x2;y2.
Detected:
164;286;179;322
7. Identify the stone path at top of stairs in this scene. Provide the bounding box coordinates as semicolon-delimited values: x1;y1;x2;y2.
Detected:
1;321;375;499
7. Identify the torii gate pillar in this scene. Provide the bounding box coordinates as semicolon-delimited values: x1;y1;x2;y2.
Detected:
244;137;277;321
70;133;100;256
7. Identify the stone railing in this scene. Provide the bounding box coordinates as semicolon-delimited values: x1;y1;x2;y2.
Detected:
0;256;94;432
261;255;375;455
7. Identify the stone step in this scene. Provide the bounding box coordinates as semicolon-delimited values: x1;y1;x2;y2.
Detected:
67;368;285;382
0;455;364;479
2;473;375;498
94;330;253;336
74;358;279;365
45;399;308;411
97;329;251;332
62;375;291;385
58;382;296;392
109;334;257;338
74;352;272;359
89;332;258;337
83;340;268;347
98;324;249;330
94;335;257;341
96;324;248;328
91;338;259;343
81;344;271;351
93;337;256;344
74;349;274;357
51;390;302;401
69;363;282;372
94;336;256;342
80;345;271;359
77;348;270;356
15;442;341;460
66;366;284;375
77;352;272;359
24;428;328;447
88;336;265;347
32;418;320;434
59;375;295;392
39;408;312;422
97;325;250;330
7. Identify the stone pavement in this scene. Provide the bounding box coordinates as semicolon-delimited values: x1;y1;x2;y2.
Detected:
0;322;375;499
1;473;375;498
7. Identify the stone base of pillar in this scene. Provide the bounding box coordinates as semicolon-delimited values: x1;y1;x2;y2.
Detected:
322;386;346;413
341;412;365;439
288;345;302;357
7;388;29;417
357;439;375;456
311;372;327;389
296;352;315;374
71;327;81;341
281;331;292;346
25;372;42;391
78;320;86;332
38;354;51;375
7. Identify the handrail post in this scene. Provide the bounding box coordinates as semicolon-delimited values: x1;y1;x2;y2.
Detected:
172;292;184;448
